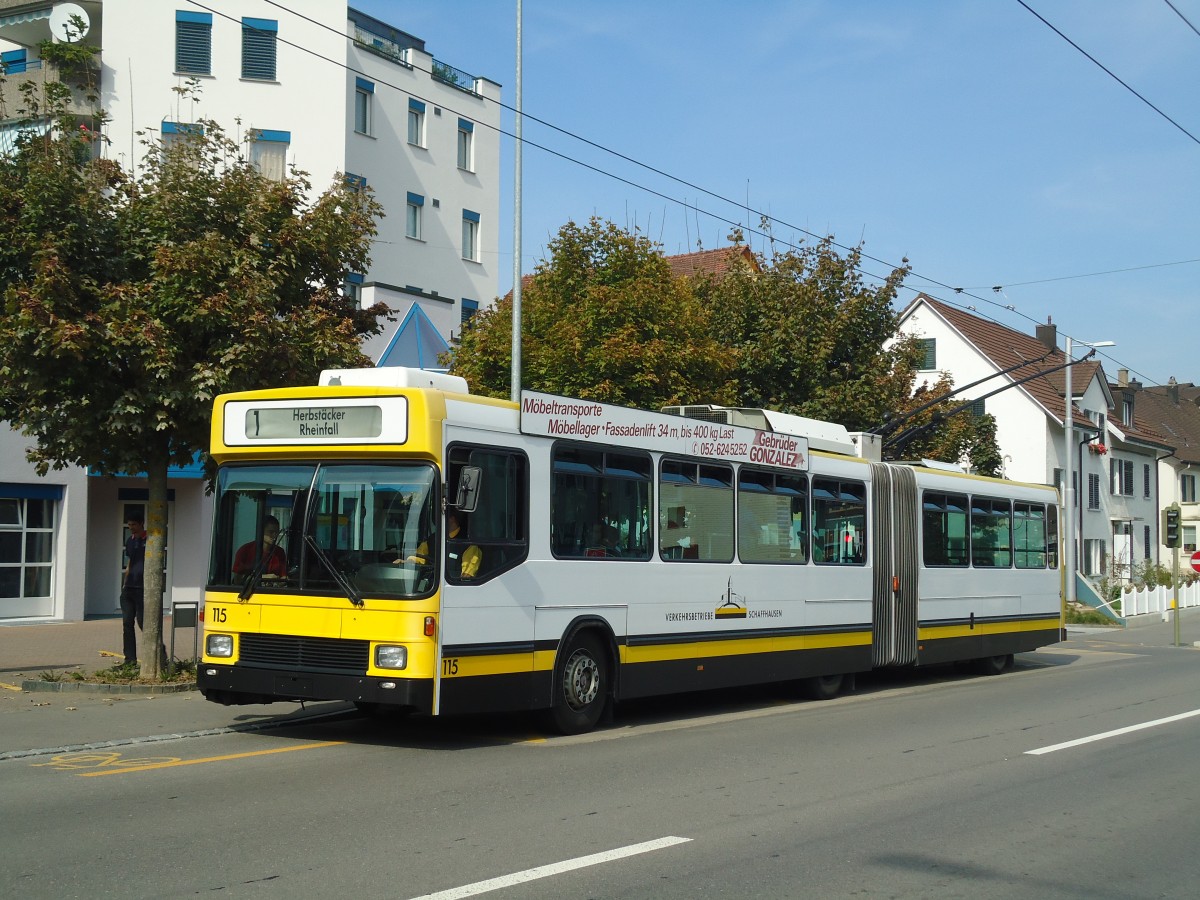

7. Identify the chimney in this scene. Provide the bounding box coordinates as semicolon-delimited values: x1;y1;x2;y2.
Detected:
1117;368;1128;387
1035;318;1057;353
1169;376;1180;405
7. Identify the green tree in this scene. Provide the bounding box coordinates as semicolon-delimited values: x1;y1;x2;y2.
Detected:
0;106;385;675
451;217;733;408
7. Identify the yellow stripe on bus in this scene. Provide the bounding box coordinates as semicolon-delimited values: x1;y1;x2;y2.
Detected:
918;618;1060;640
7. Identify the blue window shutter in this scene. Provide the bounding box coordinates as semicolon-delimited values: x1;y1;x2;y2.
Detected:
252;129;290;143
176;14;212;75
457;117;474;133
242;17;278;80
409;98;426;113
462;208;480;223
355;77;375;93
407;192;424;206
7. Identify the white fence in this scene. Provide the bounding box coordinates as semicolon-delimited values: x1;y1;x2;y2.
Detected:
1118;580;1200;619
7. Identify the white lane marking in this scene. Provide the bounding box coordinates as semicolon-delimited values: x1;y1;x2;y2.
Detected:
407;835;692;900
1026;708;1200;755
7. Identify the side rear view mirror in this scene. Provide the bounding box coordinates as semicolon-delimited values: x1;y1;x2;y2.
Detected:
454;466;482;513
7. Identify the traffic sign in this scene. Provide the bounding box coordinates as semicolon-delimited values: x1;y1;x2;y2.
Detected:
1190;551;1200;574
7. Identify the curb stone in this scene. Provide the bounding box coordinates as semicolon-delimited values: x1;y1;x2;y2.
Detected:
20;680;198;695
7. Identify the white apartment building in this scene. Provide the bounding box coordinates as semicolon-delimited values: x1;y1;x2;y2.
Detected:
0;1;501;622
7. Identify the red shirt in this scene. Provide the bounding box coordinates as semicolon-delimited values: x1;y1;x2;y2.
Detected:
233;542;287;578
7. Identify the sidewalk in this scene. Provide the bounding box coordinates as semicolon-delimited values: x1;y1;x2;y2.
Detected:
0;614;199;676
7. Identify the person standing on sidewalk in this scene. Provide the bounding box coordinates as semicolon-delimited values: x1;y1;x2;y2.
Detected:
121;515;147;666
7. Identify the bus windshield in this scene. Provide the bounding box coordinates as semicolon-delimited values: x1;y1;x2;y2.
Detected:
209;462;439;599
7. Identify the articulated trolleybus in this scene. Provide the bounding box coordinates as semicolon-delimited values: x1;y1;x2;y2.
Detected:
199;367;1063;734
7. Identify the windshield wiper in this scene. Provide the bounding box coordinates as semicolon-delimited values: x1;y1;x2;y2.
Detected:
237;534;276;601
304;534;364;608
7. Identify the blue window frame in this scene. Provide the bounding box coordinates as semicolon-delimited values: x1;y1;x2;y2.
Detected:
461;298;478;325
176;11;212;75
242;17;278;81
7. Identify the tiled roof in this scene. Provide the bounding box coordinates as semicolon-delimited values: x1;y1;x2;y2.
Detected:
666;246;759;278
1132;384;1200;464
905;295;1171;449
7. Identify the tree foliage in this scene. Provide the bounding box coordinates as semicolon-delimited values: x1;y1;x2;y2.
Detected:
451;217;733;408
453;219;1001;474
0;96;385;673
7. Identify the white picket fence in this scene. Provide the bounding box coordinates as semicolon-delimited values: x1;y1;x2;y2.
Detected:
1117;580;1200;619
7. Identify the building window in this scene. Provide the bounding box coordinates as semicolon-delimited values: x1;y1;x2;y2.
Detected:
1;48;29;75
1110;458;1134;497
161;121;203;152
1144;464;1151;499
1184;526;1197;553
408;98;425;147
242;17;278;81
0;493;57;603
175;10;212;75
1183;474;1197;503
1123;395;1134;427
462;209;480;261
1082;538;1106;576
1052;468;1064;491
1087;473;1100;510
343;172;367;192
249;130;289;181
354;77;374;135
343;272;364;305
457;118;474;171
967;398;985;417
917;338;936;370
460;298;478;326
406;192;424;240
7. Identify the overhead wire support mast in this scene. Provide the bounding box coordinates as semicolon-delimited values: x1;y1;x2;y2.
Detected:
884;350;1097;455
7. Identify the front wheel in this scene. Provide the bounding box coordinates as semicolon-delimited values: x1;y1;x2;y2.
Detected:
548;634;609;735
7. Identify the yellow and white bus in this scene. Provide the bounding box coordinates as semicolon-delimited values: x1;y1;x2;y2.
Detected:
199;368;1062;734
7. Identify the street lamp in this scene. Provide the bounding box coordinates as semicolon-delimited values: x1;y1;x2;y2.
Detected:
1064;336;1115;609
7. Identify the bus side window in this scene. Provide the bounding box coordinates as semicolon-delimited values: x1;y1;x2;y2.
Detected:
446;445;529;584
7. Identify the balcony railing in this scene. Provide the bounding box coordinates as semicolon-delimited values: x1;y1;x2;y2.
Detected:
431;59;478;95
352;26;412;67
0;60;99;124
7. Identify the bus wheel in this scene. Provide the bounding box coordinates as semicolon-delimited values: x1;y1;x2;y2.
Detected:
974;654;1013;676
802;673;844;701
550;634;608;735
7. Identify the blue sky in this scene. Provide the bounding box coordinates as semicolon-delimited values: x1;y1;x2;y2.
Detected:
352;1;1200;388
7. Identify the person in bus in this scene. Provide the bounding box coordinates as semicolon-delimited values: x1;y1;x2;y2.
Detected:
233;515;288;580
445;511;482;580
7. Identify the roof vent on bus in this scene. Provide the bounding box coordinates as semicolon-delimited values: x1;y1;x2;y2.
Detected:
318;367;470;394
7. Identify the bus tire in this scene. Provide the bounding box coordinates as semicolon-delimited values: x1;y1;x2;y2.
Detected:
802;673;844;701
549;633;609;735
974;653;1013;676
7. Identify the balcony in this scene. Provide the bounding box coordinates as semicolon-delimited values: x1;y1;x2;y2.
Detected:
0;57;100;124
431;59;478;95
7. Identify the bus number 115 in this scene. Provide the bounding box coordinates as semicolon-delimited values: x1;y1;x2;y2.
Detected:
442;658;459;676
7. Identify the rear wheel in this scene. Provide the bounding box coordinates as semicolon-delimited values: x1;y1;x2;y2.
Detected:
549;634;609;735
974;653;1013;676
802;673;844;701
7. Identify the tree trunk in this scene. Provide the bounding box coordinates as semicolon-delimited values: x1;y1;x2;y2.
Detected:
140;457;169;677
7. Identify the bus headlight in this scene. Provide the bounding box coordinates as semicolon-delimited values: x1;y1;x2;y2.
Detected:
375;645;408;670
206;634;234;658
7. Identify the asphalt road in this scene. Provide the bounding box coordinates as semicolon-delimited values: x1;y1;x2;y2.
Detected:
3;629;1199;899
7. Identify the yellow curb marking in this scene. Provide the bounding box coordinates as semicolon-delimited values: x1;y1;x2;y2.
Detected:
0;682;22;692
76;741;346;776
